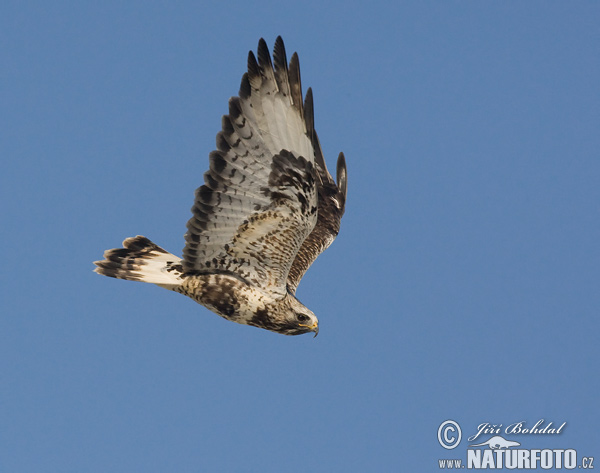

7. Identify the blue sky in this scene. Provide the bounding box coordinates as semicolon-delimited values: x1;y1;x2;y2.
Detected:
2;1;598;471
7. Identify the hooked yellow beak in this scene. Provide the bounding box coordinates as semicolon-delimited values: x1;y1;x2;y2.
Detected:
298;321;319;337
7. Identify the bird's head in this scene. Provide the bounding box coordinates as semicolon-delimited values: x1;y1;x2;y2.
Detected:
249;295;319;336
288;303;319;337
283;294;319;336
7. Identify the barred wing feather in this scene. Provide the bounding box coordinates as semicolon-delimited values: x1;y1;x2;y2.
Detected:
184;38;320;296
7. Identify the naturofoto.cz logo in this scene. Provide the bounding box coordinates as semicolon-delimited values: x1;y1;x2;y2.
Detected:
437;419;595;469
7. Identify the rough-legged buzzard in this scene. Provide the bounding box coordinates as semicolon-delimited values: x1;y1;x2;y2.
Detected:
94;37;347;336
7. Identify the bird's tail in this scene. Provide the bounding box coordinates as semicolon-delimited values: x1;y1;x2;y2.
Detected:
94;236;184;288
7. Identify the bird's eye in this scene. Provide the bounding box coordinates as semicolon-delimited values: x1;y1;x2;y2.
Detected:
296;313;310;322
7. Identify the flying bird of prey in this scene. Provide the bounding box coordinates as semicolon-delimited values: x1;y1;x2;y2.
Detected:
94;37;347;336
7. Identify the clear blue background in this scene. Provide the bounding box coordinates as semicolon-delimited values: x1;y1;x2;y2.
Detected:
2;1;598;471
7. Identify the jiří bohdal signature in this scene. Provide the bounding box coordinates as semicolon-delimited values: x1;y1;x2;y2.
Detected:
468;419;566;442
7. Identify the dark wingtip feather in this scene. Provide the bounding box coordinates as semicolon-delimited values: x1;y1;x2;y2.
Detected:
336;152;348;205
228;96;243;119
272;36;289;95
247;51;260;82
257;38;273;72
216;131;231;153
239;72;251;99
273;36;287;70
288;52;303;114
304;87;314;136
221;113;234;136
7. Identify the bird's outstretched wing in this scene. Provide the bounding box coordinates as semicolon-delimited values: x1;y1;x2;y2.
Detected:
183;37;330;297
286;150;347;294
